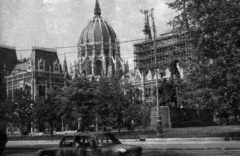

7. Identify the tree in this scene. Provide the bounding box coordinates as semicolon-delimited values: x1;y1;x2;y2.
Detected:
122;83;144;130
57;77;97;131
0;80;8;129
168;0;240;123
94;75;140;133
11;89;35;135
35;89;62;136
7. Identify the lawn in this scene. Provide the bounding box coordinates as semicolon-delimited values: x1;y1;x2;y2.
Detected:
163;125;240;134
7;125;240;140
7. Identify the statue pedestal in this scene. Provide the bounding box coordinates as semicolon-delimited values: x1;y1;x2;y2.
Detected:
150;106;171;130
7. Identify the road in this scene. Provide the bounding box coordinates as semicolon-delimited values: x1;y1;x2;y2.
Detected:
4;149;240;156
5;140;240;156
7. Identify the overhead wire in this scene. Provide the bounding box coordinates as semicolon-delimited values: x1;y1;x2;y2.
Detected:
14;38;145;52
13;38;145;60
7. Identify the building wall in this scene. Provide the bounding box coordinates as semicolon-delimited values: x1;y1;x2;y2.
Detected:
0;45;17;103
0;45;17;80
6;47;65;100
132;31;192;107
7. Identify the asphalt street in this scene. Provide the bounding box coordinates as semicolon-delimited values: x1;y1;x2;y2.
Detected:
4;139;240;156
4;149;240;156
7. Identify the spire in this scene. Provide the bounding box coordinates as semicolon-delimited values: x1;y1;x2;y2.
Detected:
141;10;152;40
63;54;68;74
94;0;101;17
70;62;73;73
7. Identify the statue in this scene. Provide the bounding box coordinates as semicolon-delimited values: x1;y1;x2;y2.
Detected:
170;59;180;79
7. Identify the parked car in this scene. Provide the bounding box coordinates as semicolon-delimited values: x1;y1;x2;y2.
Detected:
36;131;142;156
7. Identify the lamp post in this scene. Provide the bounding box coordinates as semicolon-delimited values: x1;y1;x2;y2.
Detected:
150;8;162;136
61;116;64;132
140;8;162;136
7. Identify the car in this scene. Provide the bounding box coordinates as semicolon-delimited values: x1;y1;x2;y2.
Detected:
36;131;142;156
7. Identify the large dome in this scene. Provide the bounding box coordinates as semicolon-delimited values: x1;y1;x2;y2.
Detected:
78;0;117;45
76;0;124;78
79;18;117;44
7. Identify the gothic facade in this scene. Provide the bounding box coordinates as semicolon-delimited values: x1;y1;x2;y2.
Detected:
5;47;65;101
132;29;191;107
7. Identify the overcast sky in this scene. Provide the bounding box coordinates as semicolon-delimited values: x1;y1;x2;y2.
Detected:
0;0;176;69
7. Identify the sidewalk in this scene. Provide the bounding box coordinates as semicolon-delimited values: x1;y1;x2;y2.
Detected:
6;138;240;151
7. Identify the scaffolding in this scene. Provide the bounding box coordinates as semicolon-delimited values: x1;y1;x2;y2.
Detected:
134;30;192;74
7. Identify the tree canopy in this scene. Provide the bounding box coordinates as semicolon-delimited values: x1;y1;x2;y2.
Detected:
56;77;97;131
168;0;240;123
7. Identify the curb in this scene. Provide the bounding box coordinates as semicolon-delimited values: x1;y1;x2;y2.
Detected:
6;138;240;151
6;147;240;151
120;137;225;142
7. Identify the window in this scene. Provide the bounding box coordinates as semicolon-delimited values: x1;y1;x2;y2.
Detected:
75;136;91;147
95;134;120;146
95;60;102;76
104;49;109;56
96;50;101;56
61;136;73;147
53;61;59;73
39;62;44;70
38;59;45;71
87;61;92;75
27;60;33;72
38;85;45;97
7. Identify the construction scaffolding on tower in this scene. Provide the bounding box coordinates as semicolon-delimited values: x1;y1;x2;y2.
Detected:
133;29;192;75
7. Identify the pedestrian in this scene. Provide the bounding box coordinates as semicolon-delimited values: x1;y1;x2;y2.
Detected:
0;129;7;156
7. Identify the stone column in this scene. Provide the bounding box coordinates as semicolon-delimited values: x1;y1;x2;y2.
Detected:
31;72;34;99
141;73;146;106
45;80;48;99
34;76;37;100
6;78;8;98
101;43;106;76
114;43;118;72
92;44;95;76
11;80;13;98
78;45;82;74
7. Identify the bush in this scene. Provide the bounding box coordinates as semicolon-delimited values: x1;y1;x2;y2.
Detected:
181;120;201;127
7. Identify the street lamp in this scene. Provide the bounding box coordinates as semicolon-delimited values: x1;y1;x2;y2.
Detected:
140;9;162;136
61;116;64;132
150;8;162;136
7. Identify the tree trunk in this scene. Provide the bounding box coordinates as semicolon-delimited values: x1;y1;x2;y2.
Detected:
226;116;229;125
81;117;85;132
50;121;53;137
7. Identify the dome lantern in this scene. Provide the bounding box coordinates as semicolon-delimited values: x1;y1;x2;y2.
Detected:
94;0;101;17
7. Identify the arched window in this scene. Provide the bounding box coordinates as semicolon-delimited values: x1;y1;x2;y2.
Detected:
39;85;45;97
104;49;109;56
87;61;92;75
8;90;12;99
96;50;101;56
38;58;45;71
27;60;33;72
135;88;139;99
95;60;102;76
82;70;86;77
25;85;31;95
53;61;59;73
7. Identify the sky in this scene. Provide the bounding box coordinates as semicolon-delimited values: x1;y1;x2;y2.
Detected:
0;0;176;70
